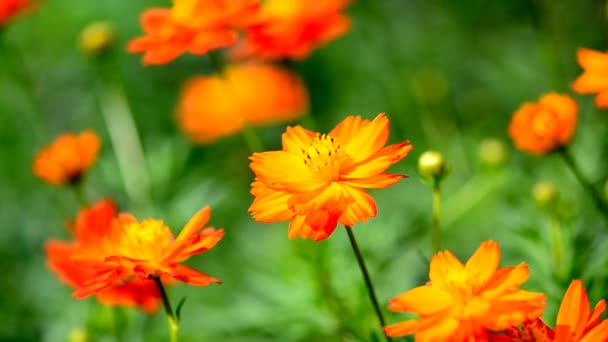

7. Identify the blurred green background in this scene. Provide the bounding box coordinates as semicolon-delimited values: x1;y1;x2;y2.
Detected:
1;0;608;341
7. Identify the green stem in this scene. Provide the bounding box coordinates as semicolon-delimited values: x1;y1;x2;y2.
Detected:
242;125;264;153
72;181;88;207
559;148;608;224
153;277;179;342
548;215;564;279
432;184;442;253
343;226;392;342
208;50;226;75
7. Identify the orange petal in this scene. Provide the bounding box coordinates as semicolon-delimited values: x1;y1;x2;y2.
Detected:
595;91;608;109
464;240;501;291
572;70;608;93
168;264;221;286
249;181;294;222
428;250;465;291
342;141;412;181
249;151;323;192
175;206;211;243
337;185;377;226
577;48;608;69
281;125;317;153
580;320;608;342
481;263;530;299
387;285;453;315
556;279;590;338
330;113;390;162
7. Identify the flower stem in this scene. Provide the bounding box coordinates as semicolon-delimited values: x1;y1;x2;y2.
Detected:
72;181;88;207
242;125;264;153
343;226;391;341
432;183;442;253
558;148;608;224
548;215;565;279
208;50;226;75
153;277;179;342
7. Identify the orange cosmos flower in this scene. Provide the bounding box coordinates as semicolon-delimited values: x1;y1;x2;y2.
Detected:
176;62;309;144
33;130;101;185
491;279;608;342
508;93;577;155
127;0;259;65
232;0;351;60
71;205;223;299
384;241;546;341
0;0;32;26
572;48;608;109
46;200;162;312
248;113;412;241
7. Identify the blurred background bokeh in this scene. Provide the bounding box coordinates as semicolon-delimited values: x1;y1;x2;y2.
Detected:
2;0;608;341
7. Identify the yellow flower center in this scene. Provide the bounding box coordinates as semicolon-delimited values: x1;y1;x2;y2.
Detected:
119;219;174;261
301;134;345;181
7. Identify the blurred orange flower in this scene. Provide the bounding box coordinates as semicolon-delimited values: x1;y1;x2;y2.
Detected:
233;0;351;60
176;62;309;144
248;113;412;241
127;0;259;65
70;205;224;300
45;200;161;312
508;93;577;155
384;241;546;341
33;130;101;185
492;279;608;342
572;48;608;109
0;0;32;25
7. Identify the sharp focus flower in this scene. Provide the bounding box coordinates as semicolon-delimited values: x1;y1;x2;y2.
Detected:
33;130;101;186
248;113;412;241
572;48;608;109
508;93;577;155
46;200;162;312
232;0;351;60
0;0;32;26
177;62;309;144
491;279;608;342
384;241;546;341
127;0;259;65
70;205;224;299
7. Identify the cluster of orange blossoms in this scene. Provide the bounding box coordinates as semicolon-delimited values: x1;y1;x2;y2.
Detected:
0;0;31;26
508;47;608;155
177;62;309;144
127;0;350;65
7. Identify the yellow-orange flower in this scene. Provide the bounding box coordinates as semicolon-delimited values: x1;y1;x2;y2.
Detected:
492;279;608;342
0;0;32;25
176;62;309;144
45;200;162;312
248;113;412;241
70;205;224;299
508;93;577;155
384;241;546;341
127;0;259;65
572;48;608;109
232;0;351;60
33;130;101;185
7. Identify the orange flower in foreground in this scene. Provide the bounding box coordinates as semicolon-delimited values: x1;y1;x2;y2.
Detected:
176;62;309;144
508;93;577;155
232;0;351;60
248;113;412;241
127;0;259;65
0;0;31;25
70;205;224;300
46;200;161;312
493;279;608;342
384;241;546;341
572;48;608;109
33;130;101;185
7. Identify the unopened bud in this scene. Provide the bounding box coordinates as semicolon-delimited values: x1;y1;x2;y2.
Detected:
533;181;558;207
479;138;508;168
68;328;88;342
418;151;446;184
79;21;115;56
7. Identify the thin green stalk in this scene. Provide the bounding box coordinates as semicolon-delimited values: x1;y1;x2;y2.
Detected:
72;181;88;207
559;148;608;224
208;50;226;75
432;184;442;253
153;277;179;342
548;215;564;279
343;226;391;342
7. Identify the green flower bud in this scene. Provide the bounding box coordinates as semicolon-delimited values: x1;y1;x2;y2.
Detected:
418;151;446;184
532;181;558;207
68;328;88;342
479;138;508;168
79;22;115;56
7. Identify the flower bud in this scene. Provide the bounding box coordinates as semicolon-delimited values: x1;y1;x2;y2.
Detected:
532;181;558;207
479;138;508;168
418;151;446;184
68;328;88;342
79;21;115;56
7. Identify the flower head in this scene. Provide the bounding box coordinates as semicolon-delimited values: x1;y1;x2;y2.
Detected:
508;93;577;155
232;0;351;60
0;0;32;26
46;200;162;312
177;62;309;144
70;205;224;299
384;241;546;341
248;113;412;241
127;0;259;65
572;48;608;109
33;130;101;185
